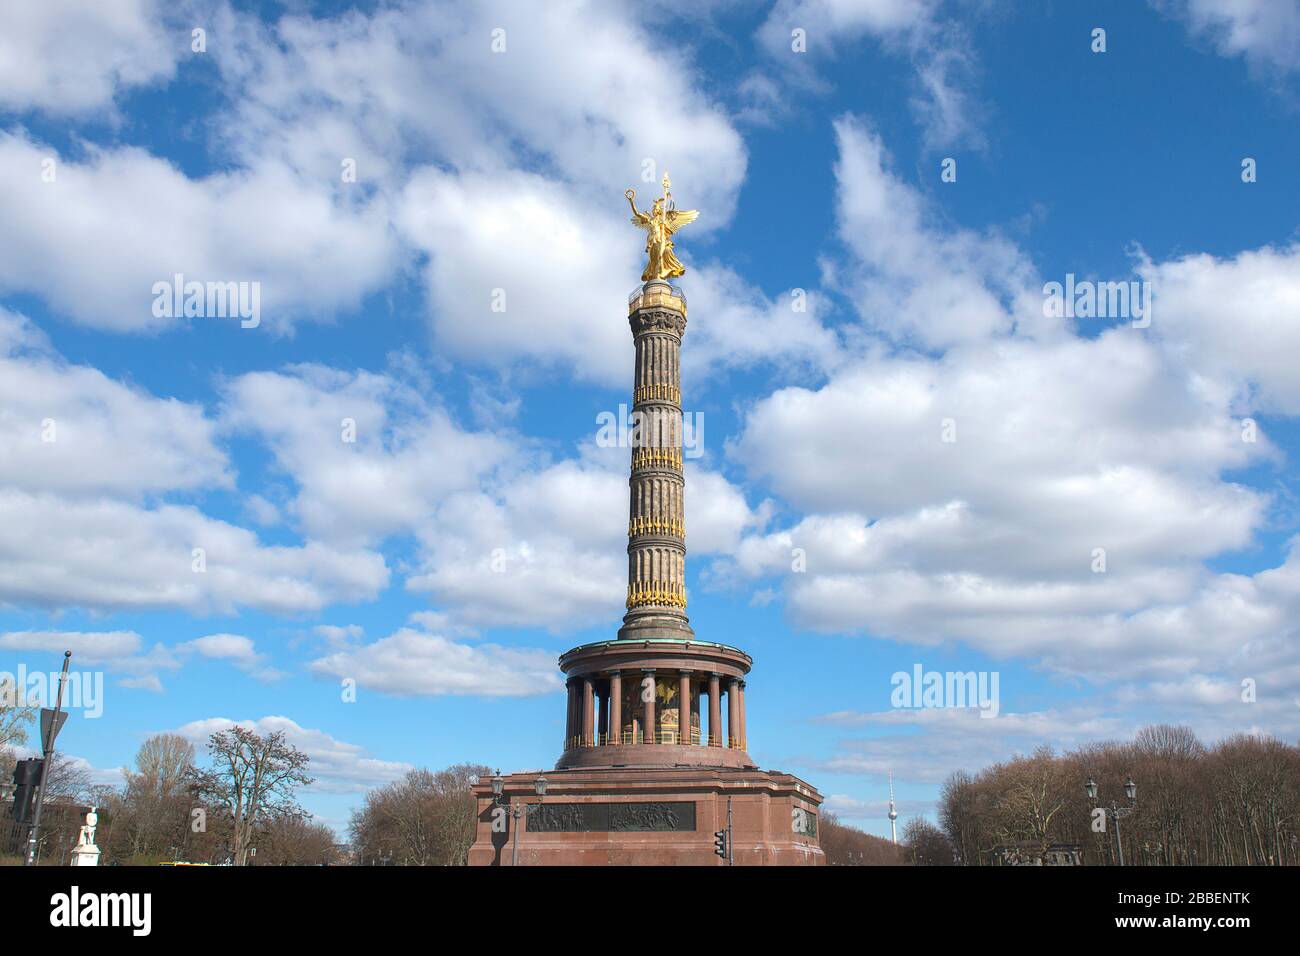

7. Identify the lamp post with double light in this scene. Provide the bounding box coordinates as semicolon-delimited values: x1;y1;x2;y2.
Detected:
1086;775;1137;866
489;770;548;867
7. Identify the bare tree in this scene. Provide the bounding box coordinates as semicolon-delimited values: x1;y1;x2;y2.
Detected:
122;734;196;860
349;763;490;866
939;770;985;865
903;817;954;865
0;674;35;762
257;815;339;866
188;726;312;866
993;746;1070;856
40;751;92;802
134;733;195;788
1133;725;1204;864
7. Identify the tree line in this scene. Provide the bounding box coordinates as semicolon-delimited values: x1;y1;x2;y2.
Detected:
14;684;1288;867
2;676;487;867
935;725;1300;865
2;706;333;865
818;813;904;865
347;764;489;866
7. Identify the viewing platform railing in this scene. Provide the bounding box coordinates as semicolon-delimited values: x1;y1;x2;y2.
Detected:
564;731;745;750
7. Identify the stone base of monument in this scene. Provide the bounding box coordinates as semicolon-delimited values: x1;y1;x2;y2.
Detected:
69;845;100;867
468;766;824;866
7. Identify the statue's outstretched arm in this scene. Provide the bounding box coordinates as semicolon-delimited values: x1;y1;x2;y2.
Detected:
625;189;646;221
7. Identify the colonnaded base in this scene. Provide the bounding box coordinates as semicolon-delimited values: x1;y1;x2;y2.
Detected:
468;766;824;866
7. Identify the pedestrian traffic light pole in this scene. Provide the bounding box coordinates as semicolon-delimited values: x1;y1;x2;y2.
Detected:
25;651;71;867
714;796;734;865
727;796;734;866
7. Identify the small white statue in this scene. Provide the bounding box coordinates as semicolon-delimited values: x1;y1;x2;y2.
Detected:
70;807;101;866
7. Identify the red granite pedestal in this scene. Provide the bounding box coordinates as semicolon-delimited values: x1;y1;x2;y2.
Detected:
468;765;824;866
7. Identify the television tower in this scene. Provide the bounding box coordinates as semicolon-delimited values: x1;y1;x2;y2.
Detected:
888;771;898;844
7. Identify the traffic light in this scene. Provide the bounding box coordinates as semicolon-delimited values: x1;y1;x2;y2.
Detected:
713;829;728;858
11;759;42;824
6;758;43;854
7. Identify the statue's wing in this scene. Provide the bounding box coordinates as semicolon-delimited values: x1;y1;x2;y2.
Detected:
665;208;698;234
630;211;652;229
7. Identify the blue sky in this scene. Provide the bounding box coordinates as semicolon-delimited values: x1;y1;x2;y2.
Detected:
2;0;1299;839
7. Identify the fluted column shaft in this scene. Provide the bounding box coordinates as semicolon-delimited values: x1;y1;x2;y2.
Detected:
678;670;691;745
728;678;740;749
609;671;622;746
643;669;656;744
583;677;595;747
565;679;576;748
709;673;722;747
738;680;747;750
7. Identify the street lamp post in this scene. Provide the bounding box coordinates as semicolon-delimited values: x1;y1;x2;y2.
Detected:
490;770;548;867
1086;775;1137;866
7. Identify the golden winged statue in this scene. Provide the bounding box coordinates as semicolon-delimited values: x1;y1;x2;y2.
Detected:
626;172;698;281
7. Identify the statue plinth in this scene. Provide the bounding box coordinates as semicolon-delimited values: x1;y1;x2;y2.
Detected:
70;844;101;867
